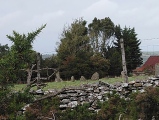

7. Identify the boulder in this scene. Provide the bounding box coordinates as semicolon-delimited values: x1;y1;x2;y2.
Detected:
80;76;86;81
91;72;99;80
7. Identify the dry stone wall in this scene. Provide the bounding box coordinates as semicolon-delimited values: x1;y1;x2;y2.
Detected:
43;77;159;111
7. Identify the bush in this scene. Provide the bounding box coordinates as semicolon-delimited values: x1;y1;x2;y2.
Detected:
0;88;34;119
135;87;159;120
25;97;60;120
57;103;97;120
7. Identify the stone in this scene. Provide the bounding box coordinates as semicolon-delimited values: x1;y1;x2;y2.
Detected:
122;83;128;88
155;81;159;86
97;95;102;100
71;76;75;81
116;87;122;92
94;89;100;93
67;93;78;97
61;99;70;104
88;96;94;102
150;77;159;81
70;97;78;101
86;88;94;91
78;96;86;102
59;104;67;108
139;89;145;93
36;89;44;95
99;81;110;87
80;76;86;81
68;101;78;108
129;80;135;85
79;92;87;96
143;83;153;87
58;94;68;99
91;72;99;80
134;83;143;87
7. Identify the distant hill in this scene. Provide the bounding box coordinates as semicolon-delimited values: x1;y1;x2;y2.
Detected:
42;54;52;59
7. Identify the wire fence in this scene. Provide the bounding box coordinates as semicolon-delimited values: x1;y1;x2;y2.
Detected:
40;38;159;55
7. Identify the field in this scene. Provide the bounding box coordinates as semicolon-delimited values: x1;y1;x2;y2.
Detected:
13;75;150;91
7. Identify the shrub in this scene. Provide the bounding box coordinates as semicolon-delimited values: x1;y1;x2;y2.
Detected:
57;103;97;120
0;88;34;119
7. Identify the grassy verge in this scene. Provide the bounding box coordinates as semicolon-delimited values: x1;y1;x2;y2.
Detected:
13;75;150;91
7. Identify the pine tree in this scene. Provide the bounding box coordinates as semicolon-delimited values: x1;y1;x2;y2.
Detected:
114;25;143;74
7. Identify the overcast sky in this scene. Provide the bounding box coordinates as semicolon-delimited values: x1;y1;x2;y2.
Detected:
0;0;159;54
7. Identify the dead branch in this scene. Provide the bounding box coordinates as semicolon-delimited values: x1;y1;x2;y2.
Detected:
34;88;66;102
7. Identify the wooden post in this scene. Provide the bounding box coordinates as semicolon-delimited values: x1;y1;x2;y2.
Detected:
37;52;41;86
120;38;128;83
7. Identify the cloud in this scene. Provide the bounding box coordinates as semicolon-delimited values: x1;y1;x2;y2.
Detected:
81;0;118;21
0;11;22;28
0;0;159;52
25;10;65;27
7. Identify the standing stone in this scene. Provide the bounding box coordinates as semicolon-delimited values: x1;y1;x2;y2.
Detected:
71;76;75;81
80;76;86;81
91;72;99;80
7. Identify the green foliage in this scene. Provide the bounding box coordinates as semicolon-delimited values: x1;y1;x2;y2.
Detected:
96;87;159;120
57;18;111;80
0;44;9;58
6;24;46;71
135;87;159;120
0;88;34;119
90;54;110;78
0;24;46;119
60;51;93;79
57;18;89;61
88;17;114;54
25;97;60;120
106;47;122;76
97;92;130;120
58;103;97;120
114;25;143;74
0;24;46;88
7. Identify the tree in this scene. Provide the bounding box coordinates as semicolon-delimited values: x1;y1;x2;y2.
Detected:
57;18;90;61
114;25;143;74
0;25;46;119
106;47;122;76
90;54;110;78
0;24;46;88
88;17;114;55
0;44;9;58
57;18;93;79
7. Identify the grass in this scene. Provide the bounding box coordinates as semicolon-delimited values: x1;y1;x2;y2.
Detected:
13;75;150;91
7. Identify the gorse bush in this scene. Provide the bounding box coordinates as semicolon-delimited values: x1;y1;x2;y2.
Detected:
57;103;97;120
0;88;34;119
135;87;159;120
25;97;60;120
